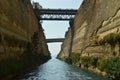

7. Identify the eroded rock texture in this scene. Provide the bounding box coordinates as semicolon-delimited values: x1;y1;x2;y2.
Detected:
58;0;120;79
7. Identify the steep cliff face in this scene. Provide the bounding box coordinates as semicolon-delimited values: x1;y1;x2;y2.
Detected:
0;0;50;79
58;0;120;79
58;28;71;59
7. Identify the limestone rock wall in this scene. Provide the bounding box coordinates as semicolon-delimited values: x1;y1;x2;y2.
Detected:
57;28;72;59
73;0;120;54
0;0;50;79
58;0;120;79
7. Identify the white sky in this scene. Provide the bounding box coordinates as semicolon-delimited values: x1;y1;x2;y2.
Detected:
31;0;83;56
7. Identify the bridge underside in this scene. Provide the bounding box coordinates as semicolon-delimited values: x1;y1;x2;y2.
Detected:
46;38;64;43
34;9;77;20
39;15;75;20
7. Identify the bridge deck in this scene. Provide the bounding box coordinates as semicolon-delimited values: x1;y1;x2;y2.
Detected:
34;8;78;20
46;38;64;43
39;9;77;15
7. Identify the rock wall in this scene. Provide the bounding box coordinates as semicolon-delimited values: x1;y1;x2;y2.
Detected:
57;28;71;59
58;0;120;79
0;0;50;79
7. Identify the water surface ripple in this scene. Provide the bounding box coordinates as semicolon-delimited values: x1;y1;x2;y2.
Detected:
14;58;110;80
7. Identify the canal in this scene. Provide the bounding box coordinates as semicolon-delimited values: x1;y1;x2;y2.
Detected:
13;58;110;80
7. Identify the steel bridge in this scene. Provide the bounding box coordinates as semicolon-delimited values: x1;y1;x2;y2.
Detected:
46;38;64;43
34;8;77;20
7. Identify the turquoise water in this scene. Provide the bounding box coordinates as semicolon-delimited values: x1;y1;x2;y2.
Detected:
14;58;110;80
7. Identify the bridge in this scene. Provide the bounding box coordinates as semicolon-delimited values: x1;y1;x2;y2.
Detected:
34;8;77;20
46;38;64;43
33;3;75;43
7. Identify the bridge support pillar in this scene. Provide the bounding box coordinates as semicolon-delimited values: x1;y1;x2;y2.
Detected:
69;19;74;61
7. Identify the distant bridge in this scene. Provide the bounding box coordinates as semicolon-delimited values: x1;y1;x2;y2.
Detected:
46;38;64;43
34;8;77;20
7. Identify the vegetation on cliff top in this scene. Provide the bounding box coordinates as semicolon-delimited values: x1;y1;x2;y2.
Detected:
80;56;120;79
61;52;80;64
80;33;120;79
80;56;98;68
98;57;120;79
99;33;120;47
71;52;80;64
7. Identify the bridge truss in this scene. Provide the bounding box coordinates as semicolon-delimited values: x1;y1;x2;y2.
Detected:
46;38;64;43
34;9;78;21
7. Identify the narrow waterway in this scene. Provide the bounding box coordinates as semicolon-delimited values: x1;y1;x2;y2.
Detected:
14;58;110;80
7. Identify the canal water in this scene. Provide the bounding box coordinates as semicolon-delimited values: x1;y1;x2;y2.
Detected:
14;58;110;80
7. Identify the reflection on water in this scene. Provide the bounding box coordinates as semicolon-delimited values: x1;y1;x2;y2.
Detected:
14;58;110;80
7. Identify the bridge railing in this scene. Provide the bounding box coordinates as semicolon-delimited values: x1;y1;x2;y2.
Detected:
34;8;78;20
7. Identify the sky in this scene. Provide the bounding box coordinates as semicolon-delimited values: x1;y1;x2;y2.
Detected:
31;0;83;56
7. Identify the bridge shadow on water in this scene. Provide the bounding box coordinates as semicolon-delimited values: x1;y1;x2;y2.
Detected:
13;56;110;80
